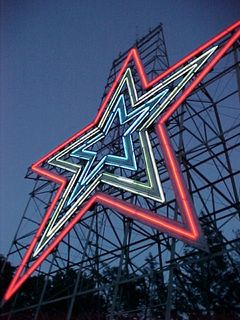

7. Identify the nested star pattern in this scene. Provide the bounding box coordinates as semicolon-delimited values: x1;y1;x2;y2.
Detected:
34;48;216;256
4;20;240;302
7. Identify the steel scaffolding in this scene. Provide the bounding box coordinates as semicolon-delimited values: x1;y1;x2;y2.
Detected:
1;23;240;320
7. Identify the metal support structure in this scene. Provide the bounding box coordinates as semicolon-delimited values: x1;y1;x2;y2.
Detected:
109;219;131;319
1;23;240;319
165;103;185;320
233;41;240;103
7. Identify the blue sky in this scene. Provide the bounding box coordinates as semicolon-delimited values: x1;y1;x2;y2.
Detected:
1;0;239;255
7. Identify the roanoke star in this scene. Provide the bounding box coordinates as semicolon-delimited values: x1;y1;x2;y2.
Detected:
4;20;240;302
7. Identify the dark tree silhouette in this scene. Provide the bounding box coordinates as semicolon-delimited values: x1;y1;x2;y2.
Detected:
1;224;239;319
172;217;240;320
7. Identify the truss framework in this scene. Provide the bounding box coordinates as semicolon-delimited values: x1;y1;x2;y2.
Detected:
1;22;240;320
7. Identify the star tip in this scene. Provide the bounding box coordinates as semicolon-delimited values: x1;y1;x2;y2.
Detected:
2;292;11;305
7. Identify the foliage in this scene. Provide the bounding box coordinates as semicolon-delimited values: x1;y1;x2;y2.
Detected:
0;226;239;319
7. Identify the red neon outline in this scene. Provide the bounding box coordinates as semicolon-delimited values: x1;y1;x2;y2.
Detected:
4;20;240;301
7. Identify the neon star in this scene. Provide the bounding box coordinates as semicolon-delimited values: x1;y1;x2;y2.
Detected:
4;20;240;302
34;46;217;257
67;91;168;204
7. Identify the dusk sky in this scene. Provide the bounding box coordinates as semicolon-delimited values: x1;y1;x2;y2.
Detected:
1;0;239;255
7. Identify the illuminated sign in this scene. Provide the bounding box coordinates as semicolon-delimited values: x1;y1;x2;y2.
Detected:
4;21;240;301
